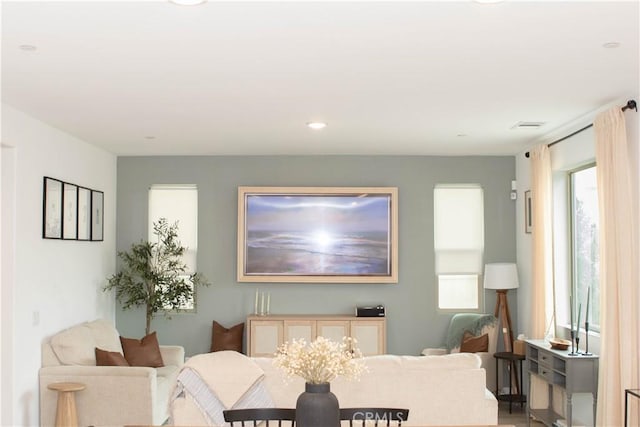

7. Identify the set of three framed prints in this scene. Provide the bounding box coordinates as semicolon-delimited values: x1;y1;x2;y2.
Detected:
42;176;103;241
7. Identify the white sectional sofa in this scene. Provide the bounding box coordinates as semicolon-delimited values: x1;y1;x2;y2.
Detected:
171;352;497;426
39;319;184;427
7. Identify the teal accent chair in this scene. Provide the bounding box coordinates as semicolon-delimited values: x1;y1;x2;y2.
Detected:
421;313;498;392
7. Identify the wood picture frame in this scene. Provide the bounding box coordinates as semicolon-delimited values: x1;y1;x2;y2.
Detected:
237;186;398;283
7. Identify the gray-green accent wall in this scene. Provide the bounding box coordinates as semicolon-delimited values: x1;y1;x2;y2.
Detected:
115;155;516;356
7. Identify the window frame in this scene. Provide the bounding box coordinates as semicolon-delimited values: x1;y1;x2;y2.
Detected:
568;163;600;333
433;184;485;312
148;184;199;313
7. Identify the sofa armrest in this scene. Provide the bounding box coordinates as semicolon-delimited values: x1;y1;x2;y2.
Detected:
160;345;185;367
421;347;447;356
40;365;160;426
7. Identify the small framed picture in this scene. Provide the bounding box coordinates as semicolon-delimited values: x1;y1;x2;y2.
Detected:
43;177;63;239
91;190;104;241
525;190;532;234
63;183;78;240
77;187;92;241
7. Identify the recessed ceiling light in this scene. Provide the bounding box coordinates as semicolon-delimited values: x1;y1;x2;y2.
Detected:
168;0;207;5
307;122;327;130
19;44;37;51
602;42;621;49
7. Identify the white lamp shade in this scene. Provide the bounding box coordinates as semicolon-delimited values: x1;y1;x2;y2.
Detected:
483;263;519;289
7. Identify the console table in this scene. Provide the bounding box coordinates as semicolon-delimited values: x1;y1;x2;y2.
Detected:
526;339;598;427
247;314;386;357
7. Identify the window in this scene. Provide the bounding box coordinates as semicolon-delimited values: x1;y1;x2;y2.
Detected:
570;165;599;330
434;185;484;310
148;184;198;310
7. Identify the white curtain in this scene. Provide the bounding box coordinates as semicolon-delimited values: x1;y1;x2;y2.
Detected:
594;107;639;426
530;144;554;339
529;144;555;410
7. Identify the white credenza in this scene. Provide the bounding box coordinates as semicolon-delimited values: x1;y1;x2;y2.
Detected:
247;314;386;357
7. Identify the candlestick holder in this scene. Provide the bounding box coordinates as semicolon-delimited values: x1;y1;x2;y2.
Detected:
582;321;593;356
568;329;579;356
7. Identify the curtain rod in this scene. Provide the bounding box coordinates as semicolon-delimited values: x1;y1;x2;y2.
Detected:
524;99;637;158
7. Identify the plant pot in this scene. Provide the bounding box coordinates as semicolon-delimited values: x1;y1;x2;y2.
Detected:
295;382;340;427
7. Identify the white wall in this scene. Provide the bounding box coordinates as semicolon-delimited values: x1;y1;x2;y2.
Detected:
0;104;117;426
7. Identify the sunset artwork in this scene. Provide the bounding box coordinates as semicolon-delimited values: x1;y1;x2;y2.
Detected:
243;193;392;277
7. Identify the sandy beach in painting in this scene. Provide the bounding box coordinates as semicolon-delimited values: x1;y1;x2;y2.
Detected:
246;230;389;275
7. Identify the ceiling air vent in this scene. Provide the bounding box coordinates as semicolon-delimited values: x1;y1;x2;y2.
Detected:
511;121;546;130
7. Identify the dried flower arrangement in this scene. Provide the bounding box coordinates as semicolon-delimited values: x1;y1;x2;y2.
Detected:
273;336;367;384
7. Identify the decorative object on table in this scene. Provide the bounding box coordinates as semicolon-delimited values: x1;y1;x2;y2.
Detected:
549;337;571;351
237;186;398;284
103;218;210;335
582;286;593;356
483;263;519;353
355;305;386;317
274;336;367;427
254;290;270;315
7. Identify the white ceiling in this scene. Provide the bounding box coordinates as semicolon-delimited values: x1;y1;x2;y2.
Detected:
2;1;638;156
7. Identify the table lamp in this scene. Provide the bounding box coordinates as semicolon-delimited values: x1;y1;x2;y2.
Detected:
484;262;519;353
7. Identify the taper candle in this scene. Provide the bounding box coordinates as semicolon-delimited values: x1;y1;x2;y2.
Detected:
260;292;265;314
576;303;582;336
585;286;590;326
570;294;574;332
254;289;259;314
267;293;271;314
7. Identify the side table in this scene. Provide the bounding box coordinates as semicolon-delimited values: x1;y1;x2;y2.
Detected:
494;351;526;413
47;382;85;427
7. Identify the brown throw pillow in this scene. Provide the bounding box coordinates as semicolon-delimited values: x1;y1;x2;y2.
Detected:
120;332;164;367
210;321;244;353
460;330;489;353
95;347;130;366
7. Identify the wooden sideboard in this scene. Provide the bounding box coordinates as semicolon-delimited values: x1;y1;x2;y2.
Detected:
246;314;386;357
525;339;598;427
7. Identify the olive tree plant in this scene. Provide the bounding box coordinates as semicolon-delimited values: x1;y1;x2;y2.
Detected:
105;218;209;335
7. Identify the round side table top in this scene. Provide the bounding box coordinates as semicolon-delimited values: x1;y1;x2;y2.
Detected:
47;382;86;393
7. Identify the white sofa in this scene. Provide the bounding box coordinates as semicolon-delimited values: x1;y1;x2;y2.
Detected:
171;352;497;426
39;319;184;427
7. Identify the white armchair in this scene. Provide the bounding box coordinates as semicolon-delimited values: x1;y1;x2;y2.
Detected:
39;319;184;427
422;313;498;392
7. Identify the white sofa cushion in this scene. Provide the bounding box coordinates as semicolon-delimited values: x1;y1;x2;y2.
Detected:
50;323;97;365
86;319;123;353
49;319;122;366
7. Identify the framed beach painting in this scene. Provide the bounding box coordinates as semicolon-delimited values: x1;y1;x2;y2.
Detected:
237;186;398;283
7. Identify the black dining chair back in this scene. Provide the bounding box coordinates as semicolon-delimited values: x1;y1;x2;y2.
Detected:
339;407;410;427
223;408;296;426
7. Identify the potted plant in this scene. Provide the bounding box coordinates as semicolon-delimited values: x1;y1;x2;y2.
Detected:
104;218;210;335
